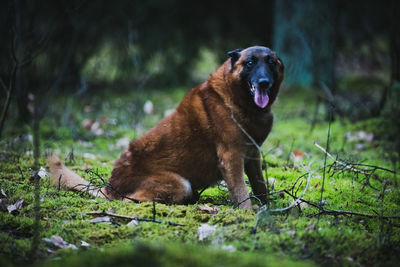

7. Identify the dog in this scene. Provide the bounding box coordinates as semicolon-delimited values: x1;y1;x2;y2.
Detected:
49;46;284;209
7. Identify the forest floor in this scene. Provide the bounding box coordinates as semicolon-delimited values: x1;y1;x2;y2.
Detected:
0;86;399;266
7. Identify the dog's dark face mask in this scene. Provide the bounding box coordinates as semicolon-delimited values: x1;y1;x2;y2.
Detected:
228;47;283;109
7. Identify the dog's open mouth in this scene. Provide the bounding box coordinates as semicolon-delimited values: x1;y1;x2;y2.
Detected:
249;82;270;109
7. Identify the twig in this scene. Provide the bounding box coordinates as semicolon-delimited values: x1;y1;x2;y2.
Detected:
85;169;139;202
314;142;370;175
307;210;400;220
350;163;395;174
230;114;261;153
258;163;313;213
314;142;396;175
86;211;184;226
319;106;333;209
282;190;400;220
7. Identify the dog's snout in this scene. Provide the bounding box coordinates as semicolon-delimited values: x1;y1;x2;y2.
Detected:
258;78;271;88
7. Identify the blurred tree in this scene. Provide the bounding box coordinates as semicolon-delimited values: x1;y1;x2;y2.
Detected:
274;0;338;122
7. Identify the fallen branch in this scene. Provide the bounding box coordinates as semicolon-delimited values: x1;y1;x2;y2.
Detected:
307;210;400;220
314;142;395;175
86;211;184;226
282;190;400;220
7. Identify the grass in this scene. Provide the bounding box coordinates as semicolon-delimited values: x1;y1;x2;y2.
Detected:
0;85;399;266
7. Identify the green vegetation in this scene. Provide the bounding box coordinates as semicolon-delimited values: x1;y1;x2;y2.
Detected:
0;88;399;266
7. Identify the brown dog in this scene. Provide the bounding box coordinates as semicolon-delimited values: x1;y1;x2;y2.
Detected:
49;46;284;209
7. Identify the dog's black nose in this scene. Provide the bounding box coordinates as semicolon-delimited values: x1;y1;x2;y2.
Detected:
258;78;271;88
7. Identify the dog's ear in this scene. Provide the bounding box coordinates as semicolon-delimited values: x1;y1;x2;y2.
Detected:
227;48;243;69
277;56;284;71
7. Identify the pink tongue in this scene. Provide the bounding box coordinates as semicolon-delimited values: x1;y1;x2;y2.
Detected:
254;88;269;108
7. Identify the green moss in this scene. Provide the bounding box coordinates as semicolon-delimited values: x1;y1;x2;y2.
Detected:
35;241;313;267
1;88;399;266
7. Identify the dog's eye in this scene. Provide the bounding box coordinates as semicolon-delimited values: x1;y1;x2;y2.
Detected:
267;58;275;65
246;60;254;68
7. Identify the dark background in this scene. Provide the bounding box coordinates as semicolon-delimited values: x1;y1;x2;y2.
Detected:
0;0;399;151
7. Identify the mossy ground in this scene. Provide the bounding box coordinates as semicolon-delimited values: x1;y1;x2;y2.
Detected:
1;87;399;266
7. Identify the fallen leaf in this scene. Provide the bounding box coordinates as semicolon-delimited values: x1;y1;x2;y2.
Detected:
89;216;111;223
291;149;304;162
127;219;139;226
7;199;24;214
197;205;219;214
198;224;217;241
37;167;49;178
80;240;91;247
1;188;7;198
42;235;78;250
90;121;104;136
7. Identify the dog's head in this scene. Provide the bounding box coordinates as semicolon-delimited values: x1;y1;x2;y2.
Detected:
227;46;284;109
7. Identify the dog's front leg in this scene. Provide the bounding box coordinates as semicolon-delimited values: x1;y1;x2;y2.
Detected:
244;149;267;204
217;148;251;209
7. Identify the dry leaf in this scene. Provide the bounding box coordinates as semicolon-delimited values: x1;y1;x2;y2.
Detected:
89;216;111;223
291;149;304;162
127;219;139;226
42;235;78;250
196;205;219;214
7;199;24;214
37;167;49;178
198;224;217;241
1;188;7;198
80;240;91;247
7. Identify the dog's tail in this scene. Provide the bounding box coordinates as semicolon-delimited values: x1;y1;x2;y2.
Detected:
48;155;108;199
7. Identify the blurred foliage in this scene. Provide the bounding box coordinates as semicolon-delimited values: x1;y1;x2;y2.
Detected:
0;0;399;129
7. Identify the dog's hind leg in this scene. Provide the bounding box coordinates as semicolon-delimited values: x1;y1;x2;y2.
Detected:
124;172;193;204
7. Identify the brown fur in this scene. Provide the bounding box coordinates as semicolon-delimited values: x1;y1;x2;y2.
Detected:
49;46;284;209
